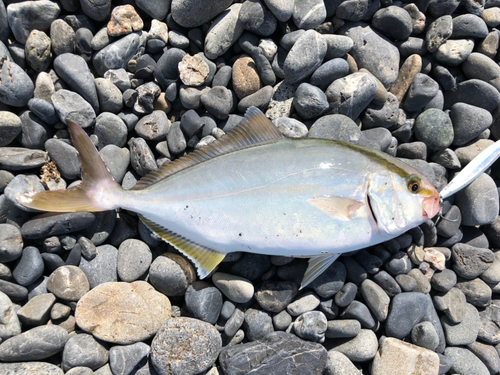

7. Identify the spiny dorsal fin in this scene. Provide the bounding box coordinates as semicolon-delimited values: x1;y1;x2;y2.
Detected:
132;107;284;190
139;215;226;279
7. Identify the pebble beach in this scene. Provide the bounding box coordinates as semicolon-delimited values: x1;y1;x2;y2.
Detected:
1;0;500;374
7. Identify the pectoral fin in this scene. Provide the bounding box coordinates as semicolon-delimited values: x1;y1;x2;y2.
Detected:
300;254;341;289
140;215;225;279
307;196;365;221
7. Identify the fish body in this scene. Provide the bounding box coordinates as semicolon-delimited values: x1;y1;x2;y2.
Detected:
18;108;440;286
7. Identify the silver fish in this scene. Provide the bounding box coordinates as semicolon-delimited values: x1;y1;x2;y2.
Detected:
18;107;440;287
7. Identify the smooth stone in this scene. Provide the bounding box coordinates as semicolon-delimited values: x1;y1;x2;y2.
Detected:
204;4;245;60
212;272;254;304
93;33;141;76
452;15;488;38
51;89;96;129
311;261;346;299
273;117;308;138
389;54;422;103
21;212;96;240
50;19;75;56
17;111;51;149
0;362;63;374
287;291;321;316
109;342;150;375
99;145;128;184
385;292;428;338
171;0;232;27
324;351;361;375
185;281;223;324
426;15;452;52
0;223;23;263
293;310;328;342
201;86;233;119
481;251;500;284
467;341;500;375
6;0;60;44
0;279;28;301
0;112;22;147
240;0;278;36
45;139;80;180
396;274;418;292
230;253;272;281
326;72;378;120
293;83;328;120
452;243;494;279
0;291;21;340
155;49;187;90
361;279;390;322
128;137;158;175
28;98;58;125
151;317;221;375
308;114;363;144
361;92;399;130
434;286;465;323
219;331;327;373
326;319;361;339
136;0;170;19
134;111;170;141
75;281;171;344
94;78;122;114
255;280;298;313
53;53;99;113
244;308;274;341
79;0;111;21
79;244;118;288
372;6;413;41
335;282;358;307
455;278;492;307
62;333;108;371
444;347;490;375
403;73;439;112
116;239;151;282
0;61;34;107
463;52;500;93
336;0;369;21
442;303;480;346
47;265;89;301
12;246;43;287
283;30;327;84
237;85;273;113
327;329;378;362
340;300;376;329
372;337;440;375
340;23;399;89
434;39;474;66
0;325;68;361
455;173;499;226
411;321;440;351
25;30;51;72
444;79;500;113
310;58;350;91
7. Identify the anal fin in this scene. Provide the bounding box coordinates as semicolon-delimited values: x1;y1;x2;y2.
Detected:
300;254;341;289
139;215;225;279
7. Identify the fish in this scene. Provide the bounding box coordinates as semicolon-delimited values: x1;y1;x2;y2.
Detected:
17;107;441;288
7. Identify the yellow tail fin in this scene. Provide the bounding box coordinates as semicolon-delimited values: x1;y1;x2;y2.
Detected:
17;120;122;212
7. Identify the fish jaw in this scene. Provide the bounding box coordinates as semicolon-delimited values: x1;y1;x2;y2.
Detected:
422;191;440;219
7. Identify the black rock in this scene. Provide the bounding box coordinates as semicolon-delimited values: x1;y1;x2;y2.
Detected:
185;281;223;324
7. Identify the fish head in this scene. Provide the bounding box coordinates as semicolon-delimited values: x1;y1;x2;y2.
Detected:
367;166;440;236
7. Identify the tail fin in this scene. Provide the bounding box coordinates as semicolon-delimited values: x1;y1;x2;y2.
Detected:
17;120;121;212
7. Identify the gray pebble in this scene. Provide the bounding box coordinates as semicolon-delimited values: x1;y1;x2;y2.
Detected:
230;253;272;281
52;89;96;129
104;69;130;92
54;53;99;113
45;139;80;180
294;310;327;342
372;6;413;41
21;212;96;240
0;60;34;107
403;73;439;112
201;86;233;119
185;281;223;324
311;261;346;299
94;113;128;149
135;111;170;141
93;33;141;76
431;269;457;292
293;83;328;120
452;15;489;38
336;0;369;21
372;270;401;297
243;307;274;341
0;223;23;262
283;30;327;84
327;329;378;362
334;282;358;307
326;72;378;120
411;321;440;351
414;108;453;151
287;291;321;316
17;292;55;326
95;78;123;114
273;116;308;138
0;112;22;147
272;310;292;331
47;265;89;301
99;145;129;184
455;173;499;226
117;239;151;282
444;79;500;113
442;302;480;345
62;333;109;371
467;341;500;375
395;274;418;292
309;114;363;144
426;15;453;52
326;319;361;339
50;20;75;56
149;253;195;297
385;251;412;276
434;39;474;66
128;137;157;176
109;342;150;375
0;279;28;301
324;35;354;60
434;287;467;323
0;325;68;361
6;0;60;44
340;300;376;329
444;346;490;375
224;307;245;337
361;279;390;322
452;243;494;279
455;278;492;308
18;111;52;149
385;292;428;338
134;82;161;114
255;280;298;313
28;98;59;125
204;4;245;60
12;246;43;287
25;30;52;72
79;244;118;288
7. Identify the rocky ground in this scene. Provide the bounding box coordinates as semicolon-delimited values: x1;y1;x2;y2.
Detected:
1;0;500;374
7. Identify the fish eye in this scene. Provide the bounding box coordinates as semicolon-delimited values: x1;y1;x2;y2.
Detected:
407;175;422;194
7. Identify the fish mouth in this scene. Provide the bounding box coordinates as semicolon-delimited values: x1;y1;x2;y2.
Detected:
422;192;440;218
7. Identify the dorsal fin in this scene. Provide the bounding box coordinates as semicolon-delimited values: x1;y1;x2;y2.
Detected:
132;107;284;190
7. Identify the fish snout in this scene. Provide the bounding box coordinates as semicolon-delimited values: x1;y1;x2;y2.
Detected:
422;192;440;219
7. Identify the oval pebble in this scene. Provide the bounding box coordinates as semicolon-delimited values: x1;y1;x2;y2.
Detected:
212;272;254;303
